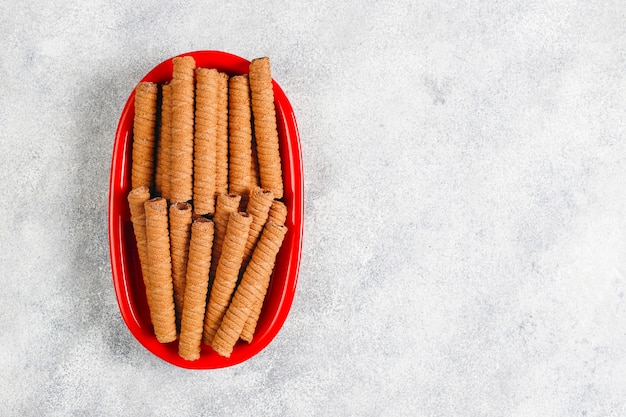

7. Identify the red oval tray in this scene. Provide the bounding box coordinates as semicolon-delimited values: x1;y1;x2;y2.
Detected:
108;51;303;369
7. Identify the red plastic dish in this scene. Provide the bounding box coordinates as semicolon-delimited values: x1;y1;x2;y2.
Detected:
108;51;303;369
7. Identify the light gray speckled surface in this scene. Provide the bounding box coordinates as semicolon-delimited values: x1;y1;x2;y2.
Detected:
2;1;626;415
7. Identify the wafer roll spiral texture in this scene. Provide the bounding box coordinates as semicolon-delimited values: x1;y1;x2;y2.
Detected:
193;68;219;215
170;56;196;202
131;82;158;190
155;82;172;199
169;202;193;324
215;72;229;196
178;218;214;361
127;186;151;291
249;57;283;199
209;193;242;281
203;212;252;345
228;75;253;204
242;187;274;268
267;200;287;226
144;198;177;343
228;221;287;348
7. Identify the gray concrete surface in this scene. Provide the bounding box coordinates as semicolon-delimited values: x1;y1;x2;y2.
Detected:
1;1;626;415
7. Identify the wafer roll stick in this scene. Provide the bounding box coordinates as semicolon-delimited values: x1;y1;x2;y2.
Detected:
170;56;196;202
222;221;287;349
249;57;283;199
209;193;242;281
193;68;219;215
131;82;158;190
228;75;254;206
267;200;287;226
169;202;193;325
203;212;252;345
178;218;214;361
155;82;172;199
215;72;229;196
242;187;274;268
127;186;151;291
144;198;177;343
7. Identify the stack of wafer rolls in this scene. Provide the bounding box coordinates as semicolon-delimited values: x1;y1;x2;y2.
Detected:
127;55;290;360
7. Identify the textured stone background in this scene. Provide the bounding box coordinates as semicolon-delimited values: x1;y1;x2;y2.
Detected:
2;1;626;415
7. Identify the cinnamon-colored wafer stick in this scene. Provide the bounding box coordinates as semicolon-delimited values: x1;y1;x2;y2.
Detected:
242;187;274;268
155;82;172;199
249;57;283;199
217;221;287;353
228;75;253;207
178;218;214;361
215;72;229;196
144;197;177;343
131;82;158;190
170;56;196;202
169;202;193;325
127;186;151;292
203;212;252;345
267;200;287;226
209;193;242;281
193;68;219;215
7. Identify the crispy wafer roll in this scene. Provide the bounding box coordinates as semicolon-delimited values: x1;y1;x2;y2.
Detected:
215;72;229;196
178;218;214;361
220;221;287;350
209;193;242;281
242;187;274;268
169;202;193;325
249;57;283;199
267;200;287;226
249;135;260;189
228;75;254;206
155;82;172;199
144;197;177;343
193;68;219;215
127;186;151;290
131;82;158;190
170;56;196;202
203;212;252;345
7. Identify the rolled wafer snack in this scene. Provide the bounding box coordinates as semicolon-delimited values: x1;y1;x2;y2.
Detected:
144;197;177;343
169;202;193;325
193;68;220;215
127;186;151;291
178;218;214;361
215;72;229;196
217;221;288;352
155;82;172;199
203;212;252;345
267;200;287;226
242;187;274;268
170;56;196;202
228;75;254;206
249;57;283;199
209;193;242;281
131;82;158;190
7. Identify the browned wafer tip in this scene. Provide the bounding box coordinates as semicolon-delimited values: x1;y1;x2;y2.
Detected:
209;193;242;281
127;186;152;290
131;82;158;190
193;68;220;215
178;217;215;361
228;74;254;206
242;187;274;268
144;197;177;343
267;200;287;226
169;201;193;327
170;56;196;203
239;221;288;343
203;212;253;345
155;82;172;200
249;57;284;199
215;71;229;196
